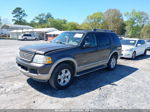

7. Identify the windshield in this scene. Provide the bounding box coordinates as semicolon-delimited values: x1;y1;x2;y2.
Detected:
51;32;84;46
121;39;137;46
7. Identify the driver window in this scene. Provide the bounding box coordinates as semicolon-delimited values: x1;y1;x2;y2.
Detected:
84;33;97;47
137;40;141;46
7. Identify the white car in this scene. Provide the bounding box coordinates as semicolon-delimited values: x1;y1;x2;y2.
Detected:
121;38;147;59
146;39;150;50
18;34;38;40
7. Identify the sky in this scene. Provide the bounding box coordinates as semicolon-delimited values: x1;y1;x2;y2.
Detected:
0;0;150;24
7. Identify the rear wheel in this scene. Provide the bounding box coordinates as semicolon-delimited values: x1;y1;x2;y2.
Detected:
49;63;73;90
24;38;27;41
107;54;117;70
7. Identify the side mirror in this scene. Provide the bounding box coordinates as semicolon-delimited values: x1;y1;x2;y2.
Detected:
83;42;91;48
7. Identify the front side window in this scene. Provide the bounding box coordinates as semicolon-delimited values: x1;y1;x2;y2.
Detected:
84;33;97;47
51;32;84;46
121;39;137;46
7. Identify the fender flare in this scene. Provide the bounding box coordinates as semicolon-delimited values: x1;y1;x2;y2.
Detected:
48;58;78;79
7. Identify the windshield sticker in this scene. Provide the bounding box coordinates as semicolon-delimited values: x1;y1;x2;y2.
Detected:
130;41;135;43
74;34;83;38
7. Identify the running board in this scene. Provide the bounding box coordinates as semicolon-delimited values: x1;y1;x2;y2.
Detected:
75;65;107;77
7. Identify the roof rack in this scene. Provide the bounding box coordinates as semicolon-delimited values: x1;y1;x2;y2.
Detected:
93;29;113;32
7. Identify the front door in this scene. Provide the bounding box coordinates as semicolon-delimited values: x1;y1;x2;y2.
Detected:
75;33;100;71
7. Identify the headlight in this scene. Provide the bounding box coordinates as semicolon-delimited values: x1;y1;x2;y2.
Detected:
126;48;134;51
33;55;52;64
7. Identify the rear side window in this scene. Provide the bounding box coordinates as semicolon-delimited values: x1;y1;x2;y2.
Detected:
110;33;121;45
95;33;110;47
23;34;31;36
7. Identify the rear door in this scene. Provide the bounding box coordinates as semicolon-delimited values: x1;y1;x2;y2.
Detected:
136;40;143;55
140;40;146;54
95;32;111;62
27;34;32;40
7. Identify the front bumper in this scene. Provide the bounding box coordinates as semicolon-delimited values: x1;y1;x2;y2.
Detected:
121;51;133;58
16;57;52;81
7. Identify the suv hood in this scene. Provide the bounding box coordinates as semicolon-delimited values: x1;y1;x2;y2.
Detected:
20;43;72;54
122;45;135;51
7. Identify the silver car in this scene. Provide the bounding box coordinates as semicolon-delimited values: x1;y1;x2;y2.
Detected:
18;34;38;40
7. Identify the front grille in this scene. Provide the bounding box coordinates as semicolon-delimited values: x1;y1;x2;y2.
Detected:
19;50;34;61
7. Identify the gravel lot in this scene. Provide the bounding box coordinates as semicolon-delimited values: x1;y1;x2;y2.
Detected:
0;40;150;109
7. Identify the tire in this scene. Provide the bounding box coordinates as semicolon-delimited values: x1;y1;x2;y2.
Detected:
132;51;136;59
143;50;147;56
35;38;38;40
24;38;27;41
49;63;74;90
107;54;117;70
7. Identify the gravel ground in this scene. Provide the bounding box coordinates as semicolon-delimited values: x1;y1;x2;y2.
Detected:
0;40;150;109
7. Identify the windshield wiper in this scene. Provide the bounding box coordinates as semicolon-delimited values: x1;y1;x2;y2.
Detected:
55;41;66;45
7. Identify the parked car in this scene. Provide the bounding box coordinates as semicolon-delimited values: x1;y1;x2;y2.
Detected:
18;34;38;40
16;29;122;89
146;39;150;50
121;38;147;59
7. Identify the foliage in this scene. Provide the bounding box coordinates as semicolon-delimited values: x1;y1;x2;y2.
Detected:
64;22;79;30
141;24;150;39
12;7;27;25
103;9;125;35
125;10;149;38
84;12;103;29
33;13;53;24
10;7;150;38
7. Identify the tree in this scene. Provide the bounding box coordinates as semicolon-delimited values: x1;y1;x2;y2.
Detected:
48;18;67;30
103;9;124;35
84;12;103;29
33;13;53;24
12;7;27;24
79;22;91;29
125;10;149;38
65;22;79;30
141;24;150;39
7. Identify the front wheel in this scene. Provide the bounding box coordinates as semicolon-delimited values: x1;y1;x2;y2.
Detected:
49;63;73;90
107;55;117;70
143;50;147;56
132;52;136;59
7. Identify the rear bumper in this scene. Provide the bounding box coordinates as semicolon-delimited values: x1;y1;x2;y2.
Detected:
16;57;52;81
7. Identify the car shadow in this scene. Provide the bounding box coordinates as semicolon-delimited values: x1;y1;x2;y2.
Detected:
134;54;150;61
27;64;138;98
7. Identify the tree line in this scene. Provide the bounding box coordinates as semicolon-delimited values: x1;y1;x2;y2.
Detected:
4;7;150;38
